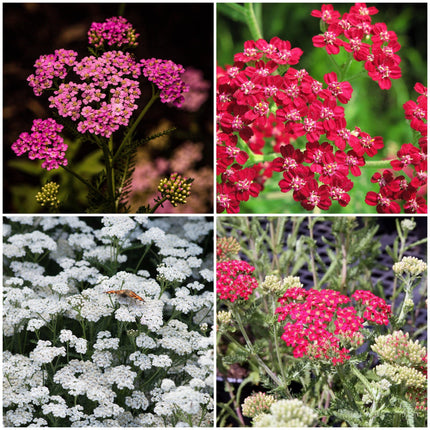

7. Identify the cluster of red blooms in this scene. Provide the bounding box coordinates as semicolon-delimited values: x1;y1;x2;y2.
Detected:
365;83;427;213
216;260;259;302
275;287;392;365
216;3;427;214
311;3;401;90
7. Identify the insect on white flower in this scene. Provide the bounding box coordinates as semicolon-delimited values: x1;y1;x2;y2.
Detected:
105;289;144;301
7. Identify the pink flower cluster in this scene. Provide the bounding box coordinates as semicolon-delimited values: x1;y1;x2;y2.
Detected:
275;288;392;365
312;3;402;90
48;51;141;138
88;16;139;49
141;58;190;107
11;118;67;170
365;83;427;213
180;67;211;112
27;49;78;96
217;260;259;302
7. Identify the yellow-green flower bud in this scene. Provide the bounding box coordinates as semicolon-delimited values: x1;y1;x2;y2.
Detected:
372;330;426;367
253;399;317;427
393;256;427;277
217;310;232;326
158;173;193;207
400;218;416;232
35;182;60;209
375;363;426;389
260;275;283;295
242;392;276;418
281;276;304;290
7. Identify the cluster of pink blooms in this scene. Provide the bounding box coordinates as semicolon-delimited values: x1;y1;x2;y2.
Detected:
11;118;67;170
365;83;427;213
48;51;141;137
216;3;427;214
275;287;392;365
88;16;139;49
217;260;259;302
13;17;191;169
311;3;401;90
141;58;189;107
27;49;78;96
180;67;211;112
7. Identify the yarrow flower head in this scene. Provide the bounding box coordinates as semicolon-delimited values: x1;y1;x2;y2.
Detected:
371;330;426;368
11;118;67;170
253;398;317;427
158;173;193;207
370;330;428;412
48;50;141;138
27;49;78;96
392;256;427;277
217;259;258;302
216;236;241;262
88;17;139;49
276;288;391;365
141;58;190;107
242;392;277;418
36;182;60;209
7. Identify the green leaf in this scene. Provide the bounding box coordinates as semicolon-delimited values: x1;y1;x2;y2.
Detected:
217;3;248;22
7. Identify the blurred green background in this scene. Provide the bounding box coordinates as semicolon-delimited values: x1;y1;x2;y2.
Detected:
217;3;427;213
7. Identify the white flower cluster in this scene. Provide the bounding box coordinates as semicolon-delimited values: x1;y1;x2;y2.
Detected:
3;216;214;427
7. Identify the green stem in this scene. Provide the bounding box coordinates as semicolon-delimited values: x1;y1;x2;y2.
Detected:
100;139;116;211
234;309;283;387
112;90;159;164
364;159;394;168
150;196;170;213
245;3;263;40
338;365;359;412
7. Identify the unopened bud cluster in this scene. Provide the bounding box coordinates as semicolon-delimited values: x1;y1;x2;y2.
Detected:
253;398;317;427
217;310;232;326
158;173;192;207
393;256;427;277
35;182;60;208
375;363;426;389
400;218;416;232
242;392;276;418
372;330;427;367
216;237;241;262
261;275;304;296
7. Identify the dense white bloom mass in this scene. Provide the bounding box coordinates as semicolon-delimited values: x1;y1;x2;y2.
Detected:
3;216;213;427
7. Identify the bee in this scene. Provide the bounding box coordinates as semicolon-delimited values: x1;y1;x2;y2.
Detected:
105;289;144;301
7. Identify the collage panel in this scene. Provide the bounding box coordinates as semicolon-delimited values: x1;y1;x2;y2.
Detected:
4;3;213;214
216;3;427;214
3;215;214;427
216;216;427;426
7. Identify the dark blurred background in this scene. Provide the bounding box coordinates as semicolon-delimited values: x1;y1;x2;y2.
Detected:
4;3;214;213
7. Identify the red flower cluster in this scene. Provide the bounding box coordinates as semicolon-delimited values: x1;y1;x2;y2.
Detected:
217;35;383;213
275;287;391;365
312;3;402;90
216;4;426;214
351;289;392;324
217;260;259;302
365;83;427;213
